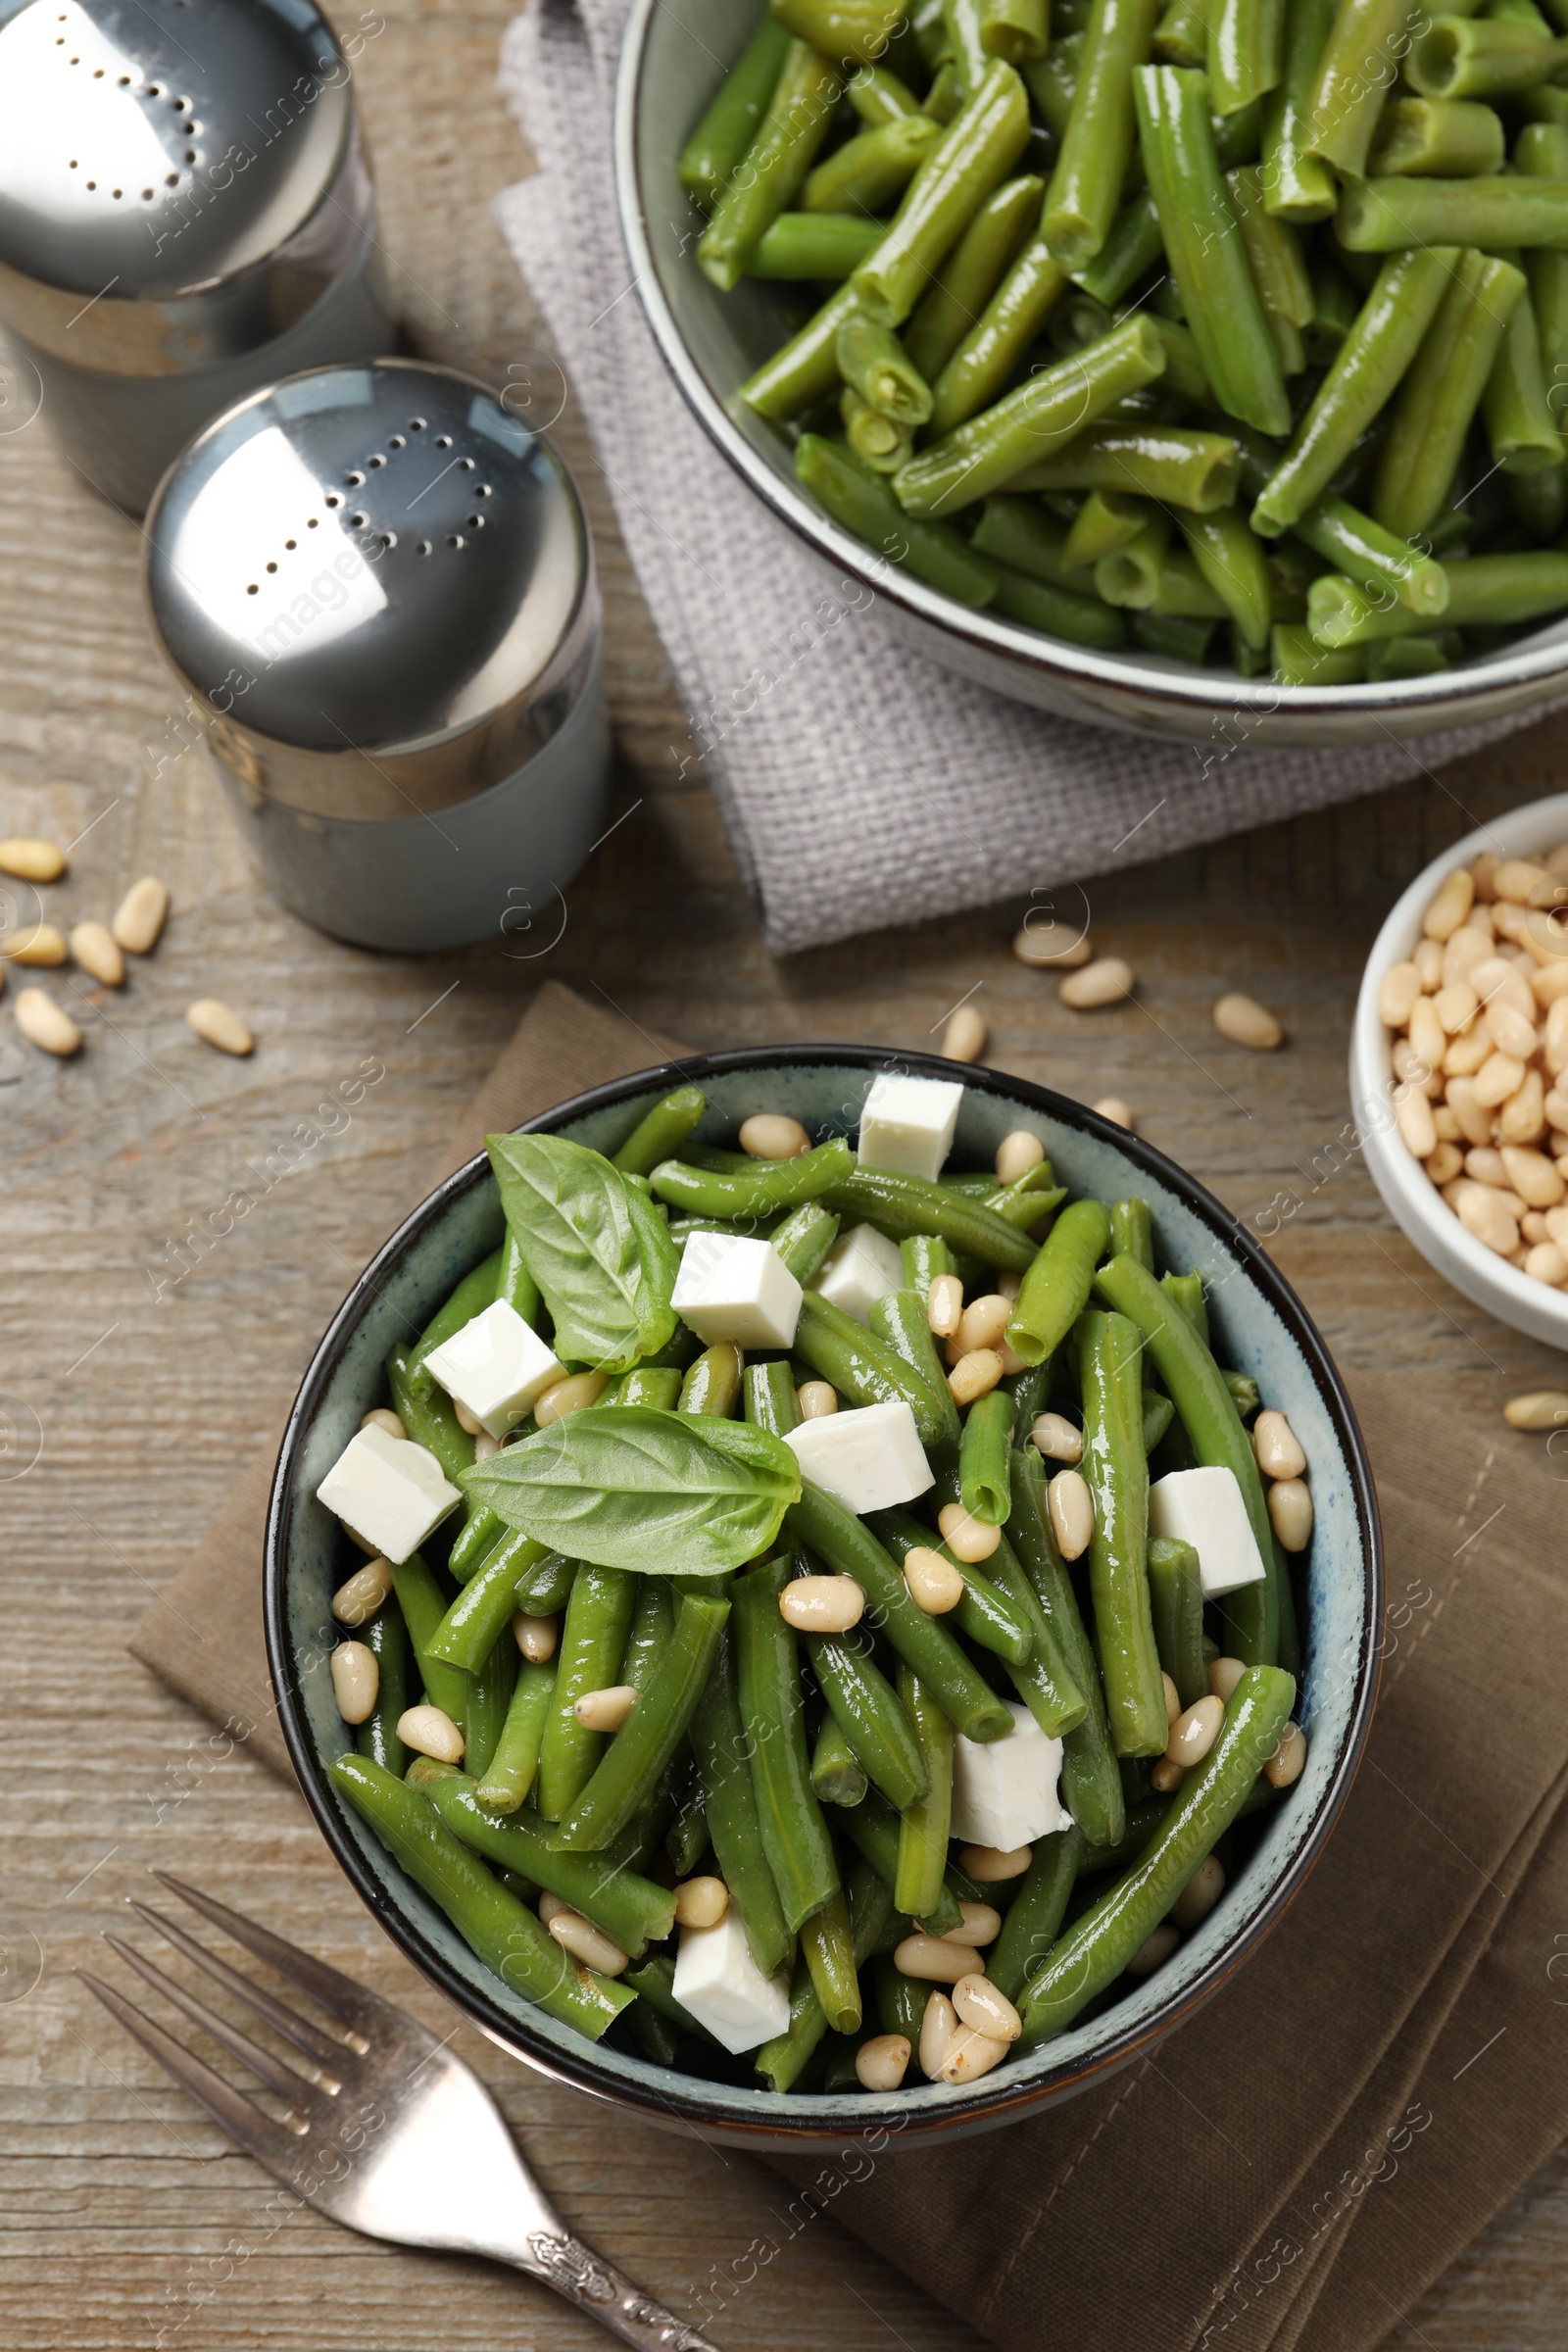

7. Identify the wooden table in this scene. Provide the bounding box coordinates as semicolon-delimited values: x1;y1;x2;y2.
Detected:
4;5;1567;2344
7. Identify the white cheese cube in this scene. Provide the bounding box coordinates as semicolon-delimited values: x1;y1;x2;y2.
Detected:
951;1701;1068;1849
858;1073;965;1182
810;1221;904;1327
672;1232;803;1349
1148;1465;1267;1598
671;1908;791;2055
422;1298;564;1438
317;1423;463;1565
785;1399;933;1514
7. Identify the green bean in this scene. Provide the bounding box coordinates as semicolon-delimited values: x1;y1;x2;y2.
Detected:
1511;463;1568;540
677;1342;745;1420
427;1528;551;1672
1258;0;1337;220
795;1291;950;1445
473;1660;556;1812
655;1137;854;1219
843;389;916;471
1161;1270;1208;1343
688;1628;794;1978
1131;610;1217;660
900;1234;955;1298
626;2003;680;2068
895;313;1166;515
1077;1309;1166;1756
905;175;1047;379
1007;1196;1111;1365
947;0;994;89
806;1624;932;1807
1044;0;1162;271
386;1550;471;1725
1096;507;1171;604
1306;549;1568;641
1521;81;1568;123
1372;253;1526;540
699;41;843;291
820;1165;1037;1269
620;1580;674;1696
1142;1390;1175;1451
622;1950;718;2044
749;213;885;278
756;1859;891;2088
806;113;943;220
355;1600;412;1778
875;1954;931;2038
610;1367;682;1413
924;57;965;116
854;60;1034;326
465;1633;515;1783
1407;16;1568;99
1209;0;1285;118
929;228;1071;432
848;59;926;120
986;1824;1085;2000
1286;493;1449;614
836;317;936;426
1303;0;1417;180
1362;631;1453;677
984;0;1052;58
1025;31;1084;132
495;1228;543;1333
1110;1196;1154;1270
423;1774;676;1955
1517;120;1568;177
989;560;1129;645
407;1249;504;1392
1212;91;1263;165
535;1563;637;1822
1073;1788;1171;1874
1484;283;1562;476
1250;248;1454;533
1227;166;1312;373
1370;95;1504;176
515;1549;577;1615
1155;0;1211;66
448;1502;506;1584
894;1665;956;1916
1018;1662;1295;2041
1134;66;1290;435
971;495;1093;582
1063;489;1150;565
665;1763;711;1877
386;1346;473;1493
553;1592;729;1852
811;1710;870;1804
788;1486;1017;1739
679;19;794;206
800;1886;863;2031
1012;421;1243;509
1338;176;1568;250
771;1200;843;1287
871;1509;1036;1663
1007;1447;1125;1844
742;279;862;419
329;1757;633;2036
1175;505;1274;649
733;1556;841;1930
795;435;1003;605
773;0;909;61
745;1358;803;1439
1271;622;1364;681
979;1526;1089;1735
959;1387;1015;1521
1147;1534;1206;1707
868;1287;963;1445
838;1788;966;1930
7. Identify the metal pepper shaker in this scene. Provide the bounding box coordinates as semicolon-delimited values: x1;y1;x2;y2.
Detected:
142;358;611;953
0;0;397;514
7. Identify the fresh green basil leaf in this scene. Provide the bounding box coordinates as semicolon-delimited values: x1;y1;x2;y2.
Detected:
486;1134;676;1375
461;1406;802;1576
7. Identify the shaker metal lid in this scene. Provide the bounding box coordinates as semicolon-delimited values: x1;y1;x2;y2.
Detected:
144;359;589;762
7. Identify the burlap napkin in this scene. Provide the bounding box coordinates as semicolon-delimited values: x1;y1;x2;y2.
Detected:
131;982;1568;2352
490;0;1568;956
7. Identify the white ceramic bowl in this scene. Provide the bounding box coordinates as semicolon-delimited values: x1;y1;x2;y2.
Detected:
1351;792;1568;1353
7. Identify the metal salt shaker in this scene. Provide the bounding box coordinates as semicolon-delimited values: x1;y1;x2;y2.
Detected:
142;358;611;953
0;0;397;514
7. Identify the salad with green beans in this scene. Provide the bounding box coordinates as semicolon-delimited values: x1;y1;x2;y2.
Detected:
318;1077;1313;2096
675;0;1568;684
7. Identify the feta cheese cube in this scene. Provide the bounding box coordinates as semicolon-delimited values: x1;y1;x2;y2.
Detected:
858;1073;965;1182
951;1701;1068;1849
672;1232;803;1349
785;1399;933;1514
810;1221;904;1327
422;1298;564;1438
317;1423;463;1565
1148;1465;1267;1598
671;1908;791;2054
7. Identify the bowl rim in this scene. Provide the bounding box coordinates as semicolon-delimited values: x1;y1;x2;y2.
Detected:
612;0;1568;726
1350;789;1568;1345
265;1044;1384;2146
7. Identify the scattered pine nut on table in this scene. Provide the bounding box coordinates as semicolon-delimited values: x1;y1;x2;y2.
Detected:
0;837;65;882
185;999;254;1055
111;875;170;955
1060;956;1134;1009
1013;921;1093;969
941;1002;987;1061
1213;993;1284;1050
15;987;80;1056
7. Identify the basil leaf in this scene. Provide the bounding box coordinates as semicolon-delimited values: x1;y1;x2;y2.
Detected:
486;1134;677;1375
462;1406;802;1576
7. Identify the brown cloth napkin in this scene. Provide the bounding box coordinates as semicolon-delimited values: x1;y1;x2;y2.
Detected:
131;983;1568;2352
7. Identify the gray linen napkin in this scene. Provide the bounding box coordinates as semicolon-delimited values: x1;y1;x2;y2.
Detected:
493;0;1564;956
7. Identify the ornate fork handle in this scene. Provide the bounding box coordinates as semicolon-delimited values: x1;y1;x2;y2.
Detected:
515;2230;726;2352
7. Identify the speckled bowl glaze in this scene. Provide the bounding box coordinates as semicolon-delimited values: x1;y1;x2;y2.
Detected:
265;1048;1382;2152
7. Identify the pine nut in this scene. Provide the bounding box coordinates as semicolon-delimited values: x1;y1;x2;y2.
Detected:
942;1003;987;1062
958;1843;1033;1882
535;1371;610;1424
453;1397;484;1436
1094;1096;1133;1128
949;1347;1004;1405
397;1703;465;1763
1503;1390;1568;1431
1251;1408;1305;1481
895;1933;984;1982
937;1502;1001;1563
1471;956;1536;1020
573;1684;637;1733
473;1433;501;1461
1266;1476;1313;1553
70;920;124;987
1473;1051;1525;1108
1499;1069;1546;1146
1377;960;1422;1027
673;1877;728;1929
1213;992;1283;1050
953;1973;1020;2040
186;998;254;1055
1013;919;1092;968
856;2033;911;2090
795;1379;838;1420
3;922;67;964
0;837;65;882
1408;995;1446;1071
1150;1756;1186;1793
1453;1179;1520;1256
780;1574;865;1632
1432;1104;1461;1140
549;1908;629;1976
1424;1143;1463;1187
1423;865;1475;939
905;1544;966;1613
111;875;170;955
1207;1654;1247;1701
1126;1923;1181;1976
927;1273;963;1337
1392;1037;1438;1094
1546;1087;1568;1130
1413;937;1444;989
513;1611;558;1661
330;1641;379;1725
1546;997;1568;1072
331;1556;394;1625
918;1989;959;2078
1501;1146;1564;1207
1446;1077;1493;1147
1442;926;1492;988
1166;1693;1224;1767
1525;1243;1568;1285
1537;966;1568;1015
950;1901;1003;1947
1394;1086;1437;1159
360;1407;406;1440
1048;1467;1094;1560
15;987;81;1055
957;1294;1011;1352
1494;858;1548;906
1029;1410;1083;1464
940;2026;1011;2084
995;1129;1044;1184
739;1112;809;1160
1523;1210;1552;1246
1162;1671;1181;1729
1060;956;1133;1008
1170;1854;1225;1932
1432;981;1478;1035
1486;1000;1539;1061
1264;1721;1307;1788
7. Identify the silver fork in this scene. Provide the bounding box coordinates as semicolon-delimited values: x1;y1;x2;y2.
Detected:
79;1873;725;2352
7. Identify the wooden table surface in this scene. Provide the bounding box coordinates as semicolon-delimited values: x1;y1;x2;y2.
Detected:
4;4;1568;2345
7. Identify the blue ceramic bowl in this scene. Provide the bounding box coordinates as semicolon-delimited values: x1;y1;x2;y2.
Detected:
265;1048;1381;2151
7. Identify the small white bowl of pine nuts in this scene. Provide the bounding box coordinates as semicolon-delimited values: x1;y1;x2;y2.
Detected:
1352;794;1568;1352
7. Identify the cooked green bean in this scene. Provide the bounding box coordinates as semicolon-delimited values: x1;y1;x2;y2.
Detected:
554;1592;729;1852
1307;550;1568;643
773;0;907;61
733;1556;841;1930
612;1085;708;1177
678;1342;745;1420
1110;1196;1154;1270
535;1563;637;1822
515;1549;577;1615
971;495;1094;582
745;1357;804;1438
1155;0;1211;67
854;60;1034;326
848;59;926;120
1077;1309;1167;1756
750;212;884;277
1161;1268;1208;1343
756;1858;890;2088
875;1954;931;2038
698;41;842;291
1007;1196;1111;1365
1176;505;1274;649
806;115;942;219
1008;421;1242;508
1148;1534;1207;1708
991;560;1131;646
1228;165;1313;373
1338;176;1568;251
679;18;794;205
1258;0;1337;219
407;1249;503;1392
1096;507;1172;604
869;1287;963;1446
947;0;994;90
386;1345;474;1492
1303;0;1416;180
1484;283;1562;476
984;0;1052;59
688;1627;794;1978
620;1581;675;1697
800;1886;862;2031
1372;253;1526;540
821;1165;1037;1269
1209;0;1285;119
872;1509;1036;1663
930;227;1071;432
806;1623;932;1808
771;1200;844;1288
465;1633;516;1784
474;1660;556;1812
1288;493;1448;614
837;1788;966;1930
959;1387;1015;1522
1008;1447;1125;1844
1370;95;1504;176
1407;15;1568;101
843;388;917;471
1063;489;1150;566
796;1291;950;1445
653;1137;854;1219
1270;621;1365;681
355;1600;412;1778
836;317;936;427
811;1710;869;1805
1044;0;1162;271
986;1823;1085;2001
796;434;1003;605
427;1528;551;1673
895;1665;956;1916
1363;631;1454;678
387;1550;471;1726
904;174;1047;380
1132;610;1218;660
978;1525;1089;1735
